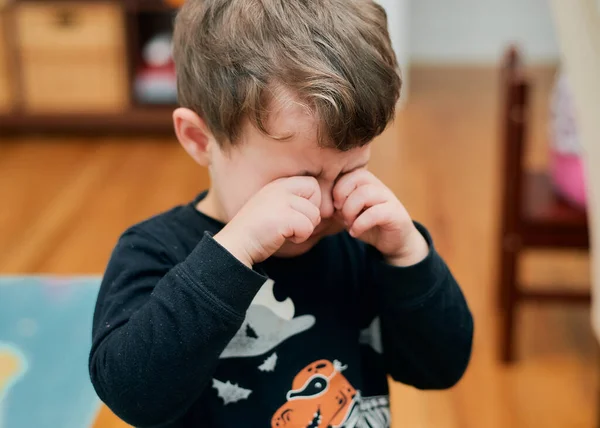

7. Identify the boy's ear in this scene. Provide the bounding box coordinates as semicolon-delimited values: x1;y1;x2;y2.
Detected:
173;108;216;166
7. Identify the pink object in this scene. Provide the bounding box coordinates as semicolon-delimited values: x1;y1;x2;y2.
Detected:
548;70;587;210
550;150;587;209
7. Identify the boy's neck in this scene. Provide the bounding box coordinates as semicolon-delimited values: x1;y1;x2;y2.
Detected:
196;189;227;224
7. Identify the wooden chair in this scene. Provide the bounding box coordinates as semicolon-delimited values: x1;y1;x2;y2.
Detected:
497;46;590;363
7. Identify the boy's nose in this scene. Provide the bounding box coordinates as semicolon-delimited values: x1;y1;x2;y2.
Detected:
320;190;335;219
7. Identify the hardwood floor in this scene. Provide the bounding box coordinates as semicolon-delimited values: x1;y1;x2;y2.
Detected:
1;66;596;427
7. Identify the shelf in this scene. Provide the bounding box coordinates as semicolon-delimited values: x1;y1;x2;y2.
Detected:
0;107;175;134
1;0;182;134
125;0;179;13
15;1;180;14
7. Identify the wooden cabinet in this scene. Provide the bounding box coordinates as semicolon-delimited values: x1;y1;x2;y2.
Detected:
0;12;13;113
15;2;128;113
0;0;178;133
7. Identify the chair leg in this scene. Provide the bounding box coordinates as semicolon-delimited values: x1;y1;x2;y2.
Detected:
500;248;519;363
597;346;600;428
498;242;517;310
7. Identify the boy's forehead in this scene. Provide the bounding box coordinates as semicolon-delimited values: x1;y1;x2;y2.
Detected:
266;89;318;142
267;99;371;163
239;87;371;174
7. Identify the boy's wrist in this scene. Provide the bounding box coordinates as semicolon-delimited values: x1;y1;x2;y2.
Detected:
384;226;430;267
213;228;254;269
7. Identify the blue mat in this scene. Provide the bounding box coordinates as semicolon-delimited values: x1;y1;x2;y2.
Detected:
0;277;102;428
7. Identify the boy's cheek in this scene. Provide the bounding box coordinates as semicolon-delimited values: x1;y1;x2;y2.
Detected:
219;179;266;219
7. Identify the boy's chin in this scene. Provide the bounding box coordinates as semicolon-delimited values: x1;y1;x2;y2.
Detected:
274;222;345;258
274;240;319;258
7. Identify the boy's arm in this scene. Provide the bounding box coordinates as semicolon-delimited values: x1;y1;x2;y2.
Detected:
333;169;473;389
90;176;320;427
89;228;266;427
366;222;473;389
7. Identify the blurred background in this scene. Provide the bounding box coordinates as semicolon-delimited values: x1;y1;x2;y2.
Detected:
1;0;599;427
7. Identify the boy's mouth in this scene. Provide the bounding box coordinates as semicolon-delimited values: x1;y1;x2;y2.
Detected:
311;225;330;238
312;226;326;236
312;220;344;238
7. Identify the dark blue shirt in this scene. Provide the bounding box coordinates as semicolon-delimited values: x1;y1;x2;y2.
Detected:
89;192;473;427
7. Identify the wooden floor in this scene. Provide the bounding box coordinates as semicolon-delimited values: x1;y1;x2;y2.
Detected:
1;66;597;427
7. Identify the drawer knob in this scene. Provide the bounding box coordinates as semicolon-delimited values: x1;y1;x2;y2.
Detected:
55;9;78;28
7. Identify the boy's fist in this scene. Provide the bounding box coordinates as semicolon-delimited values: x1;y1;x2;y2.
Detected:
214;177;321;268
333;169;429;266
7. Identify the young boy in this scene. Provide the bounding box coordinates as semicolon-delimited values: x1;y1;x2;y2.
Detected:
89;1;473;427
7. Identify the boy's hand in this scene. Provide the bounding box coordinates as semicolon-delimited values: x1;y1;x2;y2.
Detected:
214;177;321;268
333;170;429;267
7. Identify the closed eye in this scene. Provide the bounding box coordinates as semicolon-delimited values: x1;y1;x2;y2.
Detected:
287;163;367;182
298;169;322;178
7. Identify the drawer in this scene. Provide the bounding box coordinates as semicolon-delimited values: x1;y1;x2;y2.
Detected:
16;2;124;52
20;52;128;113
0;15;13;113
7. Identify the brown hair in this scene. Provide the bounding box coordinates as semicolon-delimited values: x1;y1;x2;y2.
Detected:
173;0;401;151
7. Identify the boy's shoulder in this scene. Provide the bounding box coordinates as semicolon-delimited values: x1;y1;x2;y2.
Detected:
115;193;220;257
124;204;189;238
111;192;374;270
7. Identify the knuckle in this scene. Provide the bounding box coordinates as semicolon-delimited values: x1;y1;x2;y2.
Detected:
314;207;322;221
299;227;311;238
344;196;357;211
355;185;369;199
284;193;295;206
342;200;353;216
333;176;348;192
299;175;317;187
268;178;285;190
333;186;345;202
309;208;319;222
265;219;280;236
306;218;314;229
358;169;373;180
282;223;295;238
336;186;349;202
279;215;295;236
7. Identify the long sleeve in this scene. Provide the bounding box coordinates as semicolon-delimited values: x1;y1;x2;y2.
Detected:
367;222;474;389
89;228;267;427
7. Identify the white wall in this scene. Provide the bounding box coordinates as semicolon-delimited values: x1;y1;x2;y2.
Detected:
409;0;560;64
376;0;410;101
377;0;410;70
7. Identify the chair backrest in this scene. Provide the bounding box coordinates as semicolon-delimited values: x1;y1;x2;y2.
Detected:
499;46;530;241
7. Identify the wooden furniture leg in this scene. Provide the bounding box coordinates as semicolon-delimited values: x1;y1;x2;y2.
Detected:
498;238;518;311
500;246;519;362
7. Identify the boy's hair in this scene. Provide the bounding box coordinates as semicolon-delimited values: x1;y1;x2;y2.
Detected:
173;0;401;151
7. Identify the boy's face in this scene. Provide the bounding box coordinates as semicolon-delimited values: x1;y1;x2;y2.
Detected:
187;96;371;257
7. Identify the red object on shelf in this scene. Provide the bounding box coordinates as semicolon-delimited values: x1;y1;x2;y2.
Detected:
135;62;177;104
165;0;186;7
135;30;177;104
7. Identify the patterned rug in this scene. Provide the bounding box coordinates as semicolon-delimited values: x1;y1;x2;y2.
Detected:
0;276;123;428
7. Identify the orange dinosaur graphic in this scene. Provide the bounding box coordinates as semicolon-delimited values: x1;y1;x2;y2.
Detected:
271;360;357;428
